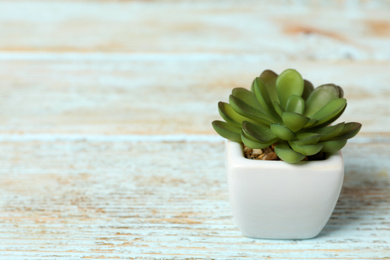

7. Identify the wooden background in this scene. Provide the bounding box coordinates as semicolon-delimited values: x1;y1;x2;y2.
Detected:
0;0;389;259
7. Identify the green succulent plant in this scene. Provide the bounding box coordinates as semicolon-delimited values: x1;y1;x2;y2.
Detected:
212;68;362;164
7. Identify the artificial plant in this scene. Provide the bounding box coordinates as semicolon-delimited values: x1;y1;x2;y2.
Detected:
212;69;362;163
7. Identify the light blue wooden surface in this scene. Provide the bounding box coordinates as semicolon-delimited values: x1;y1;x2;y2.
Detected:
0;0;389;259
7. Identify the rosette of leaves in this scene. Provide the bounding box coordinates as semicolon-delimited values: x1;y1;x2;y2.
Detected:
212;69;362;163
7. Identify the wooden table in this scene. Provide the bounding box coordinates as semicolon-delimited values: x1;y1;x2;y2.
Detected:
0;1;389;259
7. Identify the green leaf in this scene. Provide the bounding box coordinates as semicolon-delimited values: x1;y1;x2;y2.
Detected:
252;78;270;110
229;95;275;125
320;139;347;153
258;70;285;118
270;123;296;140
315;106;346;127
241;131;277;149
305;84;344;116
273;102;284;118
305;118;318;128
290;132;321;145
281;112;310;132
311;98;347;126
316;122;345;141
290;143;323;156
212;120;242;142
276;69;304;108
218;102;256;126
231;88;263;111
302;80;314;100
259;70;279;105
285;95;305;114
274;142;305;164
334;122;362;140
242;121;277;143
252;77;280;119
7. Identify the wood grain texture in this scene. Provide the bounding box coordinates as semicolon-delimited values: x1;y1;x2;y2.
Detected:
0;0;389;258
0;0;390;60
0;57;389;135
0;139;388;259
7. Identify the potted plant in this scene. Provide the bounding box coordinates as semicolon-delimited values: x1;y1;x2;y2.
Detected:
212;69;362;239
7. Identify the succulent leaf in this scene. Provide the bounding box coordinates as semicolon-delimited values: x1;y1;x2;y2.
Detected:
242;121;277;143
290;143;323;156
316;122;345;141
241;131;277;149
311;98;347;126
231;88;264;111
282;112;310;132
305;118;318;128
276;69;304;108
290;132;321;145
321;139;347;153
273;101;284;118
302;80;314;100
229;95;274;125
334;122;362;140
252;78;268;110
212;120;242;142
285;95;305;114
274;142;305;164
270;123;296;140
252;77;280;120
305;84;344;116
259;70;279;104
218;102;255;126
314;105;346;127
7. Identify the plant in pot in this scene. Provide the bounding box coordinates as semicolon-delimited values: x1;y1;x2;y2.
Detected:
212;69;362;239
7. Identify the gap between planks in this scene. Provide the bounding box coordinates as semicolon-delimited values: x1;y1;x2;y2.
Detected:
1;52;390;63
0;133;387;144
0;52;275;61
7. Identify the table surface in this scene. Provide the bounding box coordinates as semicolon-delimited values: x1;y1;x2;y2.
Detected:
0;1;389;259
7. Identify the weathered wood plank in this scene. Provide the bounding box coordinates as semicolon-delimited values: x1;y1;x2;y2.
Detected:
0;1;389;60
0;57;388;135
0;0;388;258
0;139;388;258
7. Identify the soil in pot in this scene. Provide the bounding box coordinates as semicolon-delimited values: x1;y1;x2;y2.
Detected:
243;144;327;161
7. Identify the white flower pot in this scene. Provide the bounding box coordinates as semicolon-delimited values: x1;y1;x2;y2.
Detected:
226;140;344;239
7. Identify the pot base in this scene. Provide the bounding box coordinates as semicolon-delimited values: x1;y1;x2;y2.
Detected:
226;141;344;239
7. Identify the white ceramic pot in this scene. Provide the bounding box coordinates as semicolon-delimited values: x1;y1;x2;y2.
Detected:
226;140;344;239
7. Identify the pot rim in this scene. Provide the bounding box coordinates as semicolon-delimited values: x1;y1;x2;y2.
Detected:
226;140;343;171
